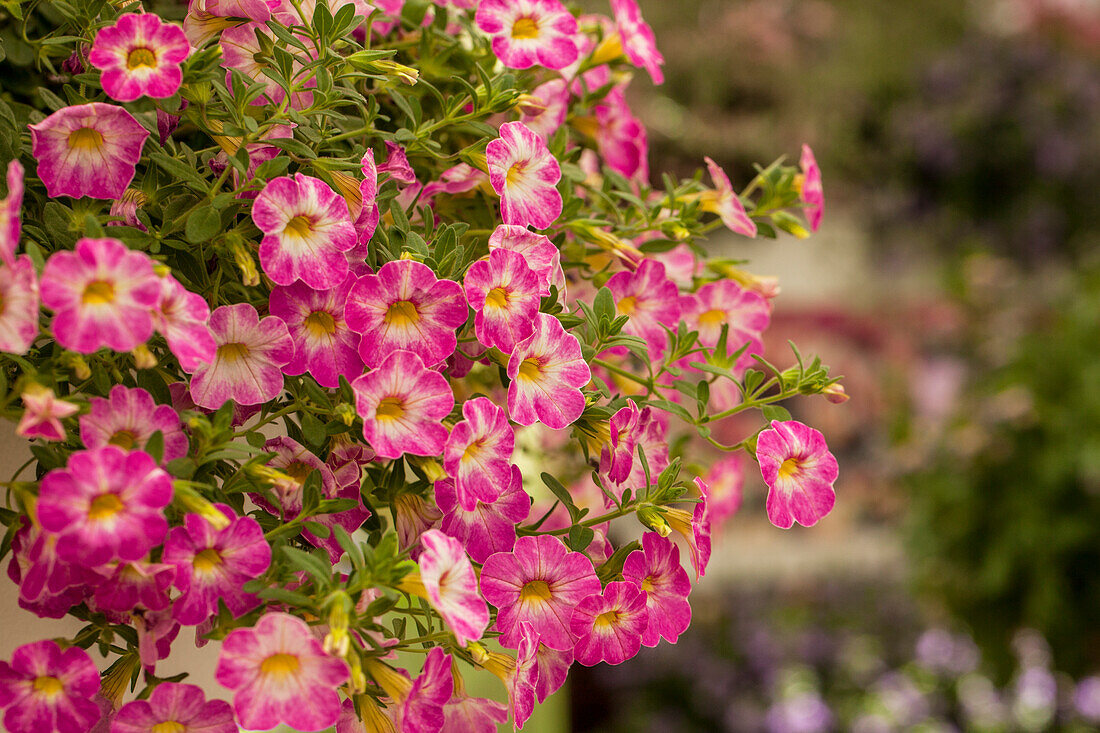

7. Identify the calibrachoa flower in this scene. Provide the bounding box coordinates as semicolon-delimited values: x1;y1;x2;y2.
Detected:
507;624;541;728
487;224;565;297
757;419;839;529
487;121;563;230
163;504;272;626
215;612;349;731
151;274;218;372
1;159;23;266
590;88;649;182
252;173;357;289
600;401;640;484
800;144;825;232
91;560;175;614
622;531;691;647
187;303;294;409
39;236;160;353
705;454;745;527
379;141;416;184
269;273;364;389
610;0;665;84
88;13;190;102
219;22;315;109
29;103;148;199
464;248;541;353
79;385;188;462
37;446;172;566
443;397;515;510
15;385;75;442
606;258;682;358
7;522;95;619
701;156;757;237
475;0;579;70
443;693;509;732
481;533;602;650
683;278;771;374
436;464;530;563
415;529;490;647
570;580;649;666
0;640;100;733
507;313;591;429
352;349;454;459
344;259;467;368
519;78;570;139
665;477;712;579
396;646;453;732
112;682;235;733
395;491;444;558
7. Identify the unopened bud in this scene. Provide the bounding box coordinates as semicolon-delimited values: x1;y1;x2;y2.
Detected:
822;383;849;404
467;641;490;665
228;237;260;287
590;32;625;66
514;93;547;116
60;353;92;381
173;483;232;530
409;457;447;482
636;505;672;537
131;344;157;369
153;264;173;278
348;55;420;85
335;403;357;426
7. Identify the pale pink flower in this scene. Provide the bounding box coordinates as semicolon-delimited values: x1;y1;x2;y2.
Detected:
507;313;591;429
29;103;148;199
151;274;217;372
256;436;338;519
570;581;648;666
219;22;315;109
464;248;541;353
488;224;565;297
379;141;416;184
705;454;745;527
800;144;824;232
701;156;756;237
653;243;703;289
605;258;681;358
443;397;515;511
487;121;563;230
112;682;235;733
757;419;838;529
683;278;770;377
79;385;188;462
417;529;490;647
435;464;530;563
15;384;74;443
0;641;100;733
622;531;691;647
269;273;364;389
520;78;570;139
610;0;664;84
475;0;579;70
88;13;190;102
1;159;24;266
442;693;508;733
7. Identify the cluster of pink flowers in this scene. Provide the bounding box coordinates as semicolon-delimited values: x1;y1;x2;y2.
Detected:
0;0;843;731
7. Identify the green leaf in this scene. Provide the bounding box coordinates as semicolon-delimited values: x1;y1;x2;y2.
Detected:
761;405;792;423
566;525;595;552
541;472;582;524
300;412;326;450
185;208;221;245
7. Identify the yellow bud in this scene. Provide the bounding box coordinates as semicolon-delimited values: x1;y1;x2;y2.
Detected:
335;403;358;426
396;572;428;599
514;94;547;117
228;238;260;287
131;344;157;370
823;383;849;404
173;484;232;530
60;353;92;381
153;264;173;278
637;505;672;537
364;657;414;702
409;457;447;482
590;32;625;67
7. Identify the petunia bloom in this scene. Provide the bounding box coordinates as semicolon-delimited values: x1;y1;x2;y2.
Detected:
151;275;217;372
0;640;100;733
415;529;490;647
352;349;454;460
88;13;190;102
475;0;579;70
436;464;530;563
378;141;416;184
570;581;649;666
15;384;76;443
700;156;756;237
79;385;188;463
605;258;681;359
481;534;602;650
345;259;467;368
683;278;770;377
463;248;541;353
91;560;174;614
507;313;591;429
520;78;570;139
215;612;349;732
39;236;161;353
219;22;316;110
487;121;563;230
269;273;364;389
443;397;515;511
487;224;565;298
600;401;640;484
757;419;838;529
1;159;24;266
610;0;664;84
252;173;357;289
705;454;745;527
29;103;149;200
622;531;691;647
112;682;235;733
187;303;294;409
800;144;824;232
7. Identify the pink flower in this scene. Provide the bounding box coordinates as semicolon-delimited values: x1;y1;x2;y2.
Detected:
15;385;75;443
395;491;443;559
417;529;490;647
421;162;490;201
39;237;160;353
487;121;563;230
520;78;570;139
379;141;416;184
396;646;453;732
475;0;579;70
532;642;572;703
605;258;681;358
29;103;148;199
507;313;591;429
151;275;217;372
481;534;602;650
215;612;349;732
800;144;824;232
252;173;357;289
352;349;454;459
269;273;364;389
163;504;272;626
464;248;541;353
507;625;540;728
488;224;565;297
442;693;508;733
1;159;24;266
219;22;315;109
0;640;100;733
701;156;756;237
665;477;712;579
345;259;467;368
88;13;190;102
622;532;691;647
352;150;380;257
757;419;838;529
187;303;294;409
590;88;648;183
606;406;669;500
91;560;175;614
7;521;96;619
107;188;148;231
600;401;640;484
112;683;235;733
443;397;515;511
435;464;530;563
683;278;770;376
36;446;172;567
79;385;188;463
570;581;649;666
705;454;745;527
610;0;664;84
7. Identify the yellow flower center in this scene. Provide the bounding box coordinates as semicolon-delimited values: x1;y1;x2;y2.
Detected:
217;342;251;362
283;460;313;484
594;610;622;628
68;127;104;151
506;162;526;187
462;438;485;462
192;548;222;572
641;576;655;593
777;457;800;481
283;214;314;239
88;493;124;521
126;47;157;69
384;300;420;326
517;357;542;381
304;310;337;337
151;722;186;733
260;653;301;677
33;676;64;697
82;280;115;305
617;296;637;316
485;287;510;309
375;397;405;421
108;430;136;450
698;309;726;328
520;579;552;602
511;16;539;39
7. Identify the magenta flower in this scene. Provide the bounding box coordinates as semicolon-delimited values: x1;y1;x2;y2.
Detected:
379;141;417;184
0;640;100;733
7;522;96;619
683;278;770;376
488;224;565;297
1;159;24;266
79;385;188;463
600;401;640;484
163;504;271;626
352;349;454;459
88;13;190;102
112;683;235;733
187;303;294;409
269;273;364;389
443;693;509;733
610;0;664;84
151;275;217;372
508;625;541;728
396;646;453;732
622;531;691;647
15;384;76;443
40;237;160;353
591;88;648;182
570;581;648;666
475;0;579;70
606;406;669;500
701;156;756;237
520;78;570;140
464;248;541;353
29;103;148;199
37;446;171;566
605;258;681;358
252;173;357;289
215;612;349;732
666;477;712;579
417;529;490;647
533;643;572;703
757;419;838;529
91;560;175;614
800;144;824;232
487;121;563;230
421;162;490;201
507;313;591;429
352;149;380;256
436;464;529;563
705;454;745;527
345;259;467;368
443;397;515;511
481;534;602;650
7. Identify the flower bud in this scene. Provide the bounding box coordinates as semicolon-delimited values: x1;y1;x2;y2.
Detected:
514;93;548;116
590;33;625;67
822;383;849;404
173;483;232;530
228;236;260;287
335;403;357;426
60;353;92;381
637;505;672;537
323;591;353;657
131;344;157;369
